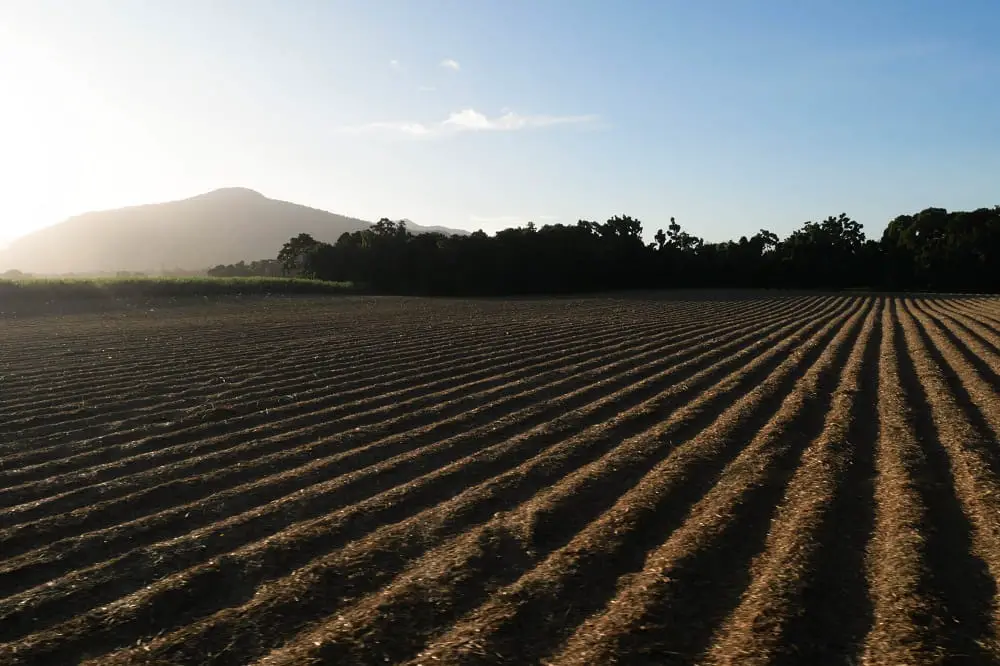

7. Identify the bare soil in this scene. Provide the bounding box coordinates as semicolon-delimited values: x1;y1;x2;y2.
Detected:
1;292;998;665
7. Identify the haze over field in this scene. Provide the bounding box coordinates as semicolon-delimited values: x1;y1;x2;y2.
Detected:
0;187;465;274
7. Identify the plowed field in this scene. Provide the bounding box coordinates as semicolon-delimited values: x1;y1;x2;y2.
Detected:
3;293;1000;665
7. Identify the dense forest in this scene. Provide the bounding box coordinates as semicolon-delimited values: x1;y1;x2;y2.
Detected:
213;206;1000;294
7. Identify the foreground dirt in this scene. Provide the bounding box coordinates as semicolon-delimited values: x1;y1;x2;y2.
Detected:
1;292;999;665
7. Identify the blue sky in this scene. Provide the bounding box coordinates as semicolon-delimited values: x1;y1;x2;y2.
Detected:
1;0;998;245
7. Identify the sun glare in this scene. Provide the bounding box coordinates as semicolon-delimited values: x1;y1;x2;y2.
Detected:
0;32;73;240
0;29;162;243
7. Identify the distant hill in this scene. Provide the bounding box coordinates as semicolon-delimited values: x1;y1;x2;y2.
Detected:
0;188;468;274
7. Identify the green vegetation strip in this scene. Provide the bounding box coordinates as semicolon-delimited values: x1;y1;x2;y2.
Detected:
0;277;356;302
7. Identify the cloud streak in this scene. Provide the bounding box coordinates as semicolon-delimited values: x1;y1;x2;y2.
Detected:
342;108;599;138
440;58;461;71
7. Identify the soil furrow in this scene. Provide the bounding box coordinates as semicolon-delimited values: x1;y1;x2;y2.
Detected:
0;296;814;543
0;314;646;485
860;300;987;664
536;301;872;666
3;298;776;464
0;298;812;602
697;300;881;665
929;300;1000;356
7;299;857;665
914;300;1000;391
0;298;705;400
1;308;486;419
894;299;1000;657
4;299;689;442
0;313;677;509
9;295;998;666
0;299;841;650
229;300;862;666
945;298;1000;331
4;309;649;443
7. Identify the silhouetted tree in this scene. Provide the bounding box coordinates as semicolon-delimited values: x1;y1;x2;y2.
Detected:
272;206;1000;295
208;259;283;278
278;233;323;276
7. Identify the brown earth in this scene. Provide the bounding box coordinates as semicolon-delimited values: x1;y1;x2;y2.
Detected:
1;292;998;665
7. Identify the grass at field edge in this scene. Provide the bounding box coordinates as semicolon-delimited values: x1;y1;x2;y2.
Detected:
0;277;358;301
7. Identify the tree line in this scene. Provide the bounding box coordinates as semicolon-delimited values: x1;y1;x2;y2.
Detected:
208;259;284;278
269;206;1000;295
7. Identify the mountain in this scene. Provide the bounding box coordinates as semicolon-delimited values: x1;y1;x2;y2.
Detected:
0;188;468;275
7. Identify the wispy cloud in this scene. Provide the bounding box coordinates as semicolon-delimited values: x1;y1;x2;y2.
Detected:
389;59;403;72
444;109;596;131
440;58;461;71
341;108;600;138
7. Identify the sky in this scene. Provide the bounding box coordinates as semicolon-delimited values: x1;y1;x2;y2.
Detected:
1;0;998;247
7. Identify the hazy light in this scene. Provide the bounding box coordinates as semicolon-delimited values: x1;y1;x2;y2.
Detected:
0;28;170;243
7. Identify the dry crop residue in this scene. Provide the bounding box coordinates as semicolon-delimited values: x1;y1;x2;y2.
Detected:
1;292;998;665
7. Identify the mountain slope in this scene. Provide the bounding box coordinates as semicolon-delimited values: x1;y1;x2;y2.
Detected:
0;188;467;274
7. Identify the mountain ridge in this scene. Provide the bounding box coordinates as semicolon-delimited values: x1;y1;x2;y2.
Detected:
0;189;468;275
